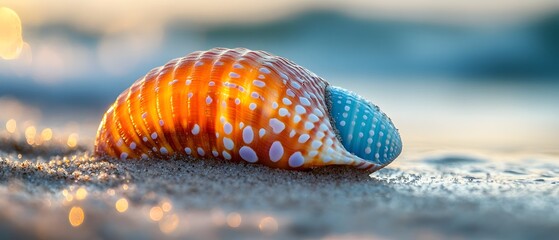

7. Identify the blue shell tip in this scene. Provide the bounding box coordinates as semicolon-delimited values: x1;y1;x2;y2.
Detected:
326;86;402;165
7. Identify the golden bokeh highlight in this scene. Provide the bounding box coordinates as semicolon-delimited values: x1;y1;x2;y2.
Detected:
149;206;164;221
115;198;129;213
67;133;79;148
25;126;36;145
41;128;53;141
75;187;87;200
259;216;279;235
161;201;172;212
5;119;16;133
0;7;24;60
226;212;242;228
68;206;85;227
159;214;180;234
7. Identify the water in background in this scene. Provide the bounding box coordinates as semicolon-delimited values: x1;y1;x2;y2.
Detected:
1;2;558;155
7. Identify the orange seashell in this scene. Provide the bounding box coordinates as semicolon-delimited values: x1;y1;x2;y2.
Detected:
94;48;402;171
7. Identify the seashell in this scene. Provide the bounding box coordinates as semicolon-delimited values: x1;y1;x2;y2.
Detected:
94;48;402;171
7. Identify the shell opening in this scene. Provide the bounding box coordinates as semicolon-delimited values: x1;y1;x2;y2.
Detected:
325;86;402;165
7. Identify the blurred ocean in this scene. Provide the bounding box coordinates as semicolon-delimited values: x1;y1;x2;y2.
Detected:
1;8;558;153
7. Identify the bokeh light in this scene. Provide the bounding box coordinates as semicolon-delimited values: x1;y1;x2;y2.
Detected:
0;7;23;60
159;214;180;234
67;133;78;148
68;206;85;227
5;119;16;133
259;216;278;235
149;206;164;221
161;201;172;212
226;212;242;228
75;187;87;200
115;198;129;213
41;128;52;141
24;126;36;145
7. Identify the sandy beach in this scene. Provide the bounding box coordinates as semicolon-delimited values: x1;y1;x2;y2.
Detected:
1;137;558;240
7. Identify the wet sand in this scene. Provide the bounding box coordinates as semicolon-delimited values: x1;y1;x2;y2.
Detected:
1;137;559;240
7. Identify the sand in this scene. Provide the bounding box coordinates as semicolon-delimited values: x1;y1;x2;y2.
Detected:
1;137;559;240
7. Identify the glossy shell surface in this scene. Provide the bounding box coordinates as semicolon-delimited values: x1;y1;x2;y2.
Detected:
94;48;402;171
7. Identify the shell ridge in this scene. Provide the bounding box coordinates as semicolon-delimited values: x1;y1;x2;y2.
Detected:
124;85;149;156
153;65;176;155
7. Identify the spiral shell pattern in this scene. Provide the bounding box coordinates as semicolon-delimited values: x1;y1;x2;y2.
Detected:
94;48;402;171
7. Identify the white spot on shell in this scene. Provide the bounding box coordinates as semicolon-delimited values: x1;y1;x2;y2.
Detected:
286;89;295;97
291;81;302;89
224;122;233;135
304;121;314;130
243;126;254;144
233;63;243;69
195;61;204;67
206;96;213;104
308;114;319;122
251;92;259;99
272;102;278;109
239;146;258;163
269;118;285;134
185;80;192;85
279;108;289;117
235;98;241;105
269;141;284;162
209;81;215;86
223;137;234;150
289;130;296;137
229;72;240;78
253;80;266;88
169;79;178;86
192;124;200;135
313;108;324;117
159;120;164;126
249;103;257;110
282;98;292;105
160;147;168;154
298;134;310;143
299;97;311;106
259;128;266;138
120;152;128;160
308;151;318;157
288;152;305;167
295;105;306;114
259;67;271;74
130;142;136;150
151;132;158;140
311;140;322;149
212;150;219;157
197;147;205;156
222;151;231;160
142;113;148;119
293;115;302;123
143;137;148;142
184;147;191;155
